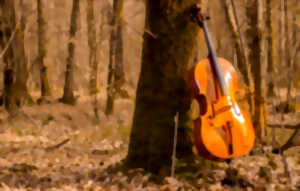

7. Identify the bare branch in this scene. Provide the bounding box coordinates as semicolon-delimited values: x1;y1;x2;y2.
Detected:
0;28;17;60
267;123;300;130
273;129;299;154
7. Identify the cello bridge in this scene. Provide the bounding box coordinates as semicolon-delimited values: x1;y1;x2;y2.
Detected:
214;105;231;117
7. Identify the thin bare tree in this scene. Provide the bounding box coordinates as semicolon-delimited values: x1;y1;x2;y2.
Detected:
246;0;266;141
87;0;100;121
61;0;80;104
285;0;299;110
105;0;127;115
266;0;276;97
87;0;98;95
277;0;285;70
37;0;52;100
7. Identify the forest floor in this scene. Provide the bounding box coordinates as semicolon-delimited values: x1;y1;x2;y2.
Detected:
0;95;299;191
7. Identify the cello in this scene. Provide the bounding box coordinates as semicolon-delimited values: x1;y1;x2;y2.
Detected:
188;5;255;160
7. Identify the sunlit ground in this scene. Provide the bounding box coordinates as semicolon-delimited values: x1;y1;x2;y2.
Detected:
0;93;298;190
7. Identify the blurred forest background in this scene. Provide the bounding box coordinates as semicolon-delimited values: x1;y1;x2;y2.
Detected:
0;0;299;190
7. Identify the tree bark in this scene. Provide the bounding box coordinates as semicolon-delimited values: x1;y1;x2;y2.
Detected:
37;0;51;99
246;0;266;141
87;0;98;95
126;0;201;174
61;0;80;105
105;0;126;115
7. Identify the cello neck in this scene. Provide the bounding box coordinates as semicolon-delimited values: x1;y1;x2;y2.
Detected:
201;21;229;96
191;5;229;96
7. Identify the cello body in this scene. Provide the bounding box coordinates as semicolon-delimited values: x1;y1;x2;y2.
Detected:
189;58;255;159
188;4;255;160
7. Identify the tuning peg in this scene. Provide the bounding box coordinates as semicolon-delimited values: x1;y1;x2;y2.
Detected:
190;4;210;23
190;4;201;22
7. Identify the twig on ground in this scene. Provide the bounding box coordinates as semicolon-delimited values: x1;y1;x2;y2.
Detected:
171;112;179;177
45;138;70;151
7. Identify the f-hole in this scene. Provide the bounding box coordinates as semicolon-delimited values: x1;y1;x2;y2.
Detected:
222;122;233;155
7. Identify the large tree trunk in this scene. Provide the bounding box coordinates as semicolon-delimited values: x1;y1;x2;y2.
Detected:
87;0;98;95
61;0;80;105
37;0;51;99
105;0;126;115
246;0;266;141
126;0;201;174
0;0;32;113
